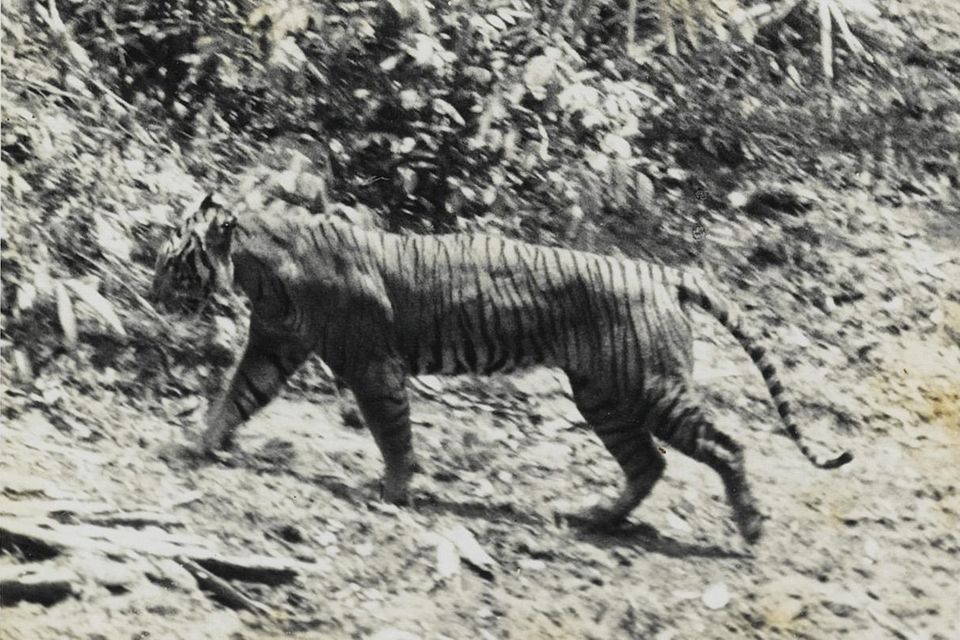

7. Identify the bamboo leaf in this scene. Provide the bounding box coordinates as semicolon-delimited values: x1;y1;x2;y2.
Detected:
55;281;77;348
65;279;126;336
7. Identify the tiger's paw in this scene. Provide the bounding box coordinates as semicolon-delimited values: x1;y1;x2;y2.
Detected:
380;481;411;506
380;468;414;505
199;426;235;458
561;505;628;532
735;508;764;545
155;439;225;472
156;441;201;465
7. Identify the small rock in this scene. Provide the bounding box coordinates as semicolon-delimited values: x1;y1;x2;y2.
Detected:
517;558;547;572
702;582;730;610
435;537;460;580
727;190;749;208
863;537;880;562
446;524;497;578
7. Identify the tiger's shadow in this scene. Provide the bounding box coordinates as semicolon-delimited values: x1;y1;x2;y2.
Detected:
309;474;747;560
572;522;750;560
181;446;748;561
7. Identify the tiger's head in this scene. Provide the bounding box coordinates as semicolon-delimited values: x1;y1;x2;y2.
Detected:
151;194;238;313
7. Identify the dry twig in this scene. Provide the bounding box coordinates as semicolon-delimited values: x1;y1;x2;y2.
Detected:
176;557;274;617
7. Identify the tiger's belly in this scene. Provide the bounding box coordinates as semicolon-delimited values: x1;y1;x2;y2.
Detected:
393;308;670;392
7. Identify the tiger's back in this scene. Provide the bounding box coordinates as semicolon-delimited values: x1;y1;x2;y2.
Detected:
373;230;690;385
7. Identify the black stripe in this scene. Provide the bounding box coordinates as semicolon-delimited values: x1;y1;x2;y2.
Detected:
777;400;791;419
599;256;623;392
449;239;479;373
427;238;445;373
458;317;478;371
346;225;364;267
494;239;521;371
234;398;252;421
588;256;617;373
655;269;691;361
527;246;553;361
635;262;658;376
472;241;495;371
264;350;294;378
396;235;406;279
615;259;635;393
241;370;273;406
505;244;539;365
405;237;421;368
548;248;575;367
328;221;346;245
441;238;461;372
570;255;597;372
482;238;507;373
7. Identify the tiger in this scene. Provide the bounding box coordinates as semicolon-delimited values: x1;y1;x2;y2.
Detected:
151;193;852;544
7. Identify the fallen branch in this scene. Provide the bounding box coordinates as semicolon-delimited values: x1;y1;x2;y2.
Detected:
176;557;274;617
0;563;77;606
0;518;318;584
192;555;301;585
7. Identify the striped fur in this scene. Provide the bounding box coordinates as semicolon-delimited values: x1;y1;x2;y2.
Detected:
152;195;852;543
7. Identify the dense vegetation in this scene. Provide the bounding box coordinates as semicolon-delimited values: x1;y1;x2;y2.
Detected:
2;0;958;417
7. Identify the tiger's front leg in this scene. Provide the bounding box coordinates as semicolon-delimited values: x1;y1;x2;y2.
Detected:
201;327;307;454
349;358;417;504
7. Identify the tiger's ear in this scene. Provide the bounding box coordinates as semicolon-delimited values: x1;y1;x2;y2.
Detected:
199;193;220;212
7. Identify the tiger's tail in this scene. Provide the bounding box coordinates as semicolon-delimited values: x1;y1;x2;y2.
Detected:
674;270;853;470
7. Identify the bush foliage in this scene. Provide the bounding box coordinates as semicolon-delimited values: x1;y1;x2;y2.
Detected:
2;0;958;421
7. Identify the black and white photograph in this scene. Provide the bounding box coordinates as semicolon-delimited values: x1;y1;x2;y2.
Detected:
1;1;958;638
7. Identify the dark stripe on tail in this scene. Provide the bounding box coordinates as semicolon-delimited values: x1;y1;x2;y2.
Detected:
675;271;852;469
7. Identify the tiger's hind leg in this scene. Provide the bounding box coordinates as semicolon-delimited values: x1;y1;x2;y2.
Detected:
568;382;666;529
583;427;667;530
651;385;764;544
201;328;308;454
348;358;417;505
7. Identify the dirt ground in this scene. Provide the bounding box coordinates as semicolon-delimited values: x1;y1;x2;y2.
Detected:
2;177;958;639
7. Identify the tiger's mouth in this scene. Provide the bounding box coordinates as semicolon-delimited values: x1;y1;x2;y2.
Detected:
149;272;210;314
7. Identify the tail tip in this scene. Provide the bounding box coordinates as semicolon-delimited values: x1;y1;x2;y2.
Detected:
824;450;854;469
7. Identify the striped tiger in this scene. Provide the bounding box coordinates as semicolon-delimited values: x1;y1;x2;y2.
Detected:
152;194;852;543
